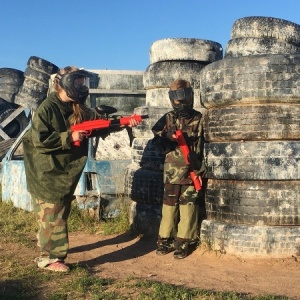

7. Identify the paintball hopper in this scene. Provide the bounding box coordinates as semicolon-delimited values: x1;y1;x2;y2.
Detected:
95;105;118;116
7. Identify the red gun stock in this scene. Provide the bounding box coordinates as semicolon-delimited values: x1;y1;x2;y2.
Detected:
175;130;202;191
71;114;148;146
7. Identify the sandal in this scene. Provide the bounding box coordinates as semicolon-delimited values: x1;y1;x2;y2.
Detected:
43;261;70;272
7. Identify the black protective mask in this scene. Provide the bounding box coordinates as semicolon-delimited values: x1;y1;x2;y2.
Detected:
59;70;90;104
169;87;194;117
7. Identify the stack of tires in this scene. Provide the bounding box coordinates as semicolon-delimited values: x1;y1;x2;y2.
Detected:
0;57;58;160
15;56;59;111
126;38;223;236
200;17;300;257
0;68;27;157
0;68;24;105
125;105;167;235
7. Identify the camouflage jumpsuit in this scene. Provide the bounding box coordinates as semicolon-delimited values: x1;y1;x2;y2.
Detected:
23;92;97;268
32;198;72;268
152;109;205;249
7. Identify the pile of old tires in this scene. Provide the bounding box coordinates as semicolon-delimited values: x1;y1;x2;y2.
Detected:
15;56;59;111
0;56;58;160
125;105;167;235
126;38;223;236
0;68;26;157
200;16;300;257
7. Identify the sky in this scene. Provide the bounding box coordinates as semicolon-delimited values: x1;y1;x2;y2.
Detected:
2;0;300;73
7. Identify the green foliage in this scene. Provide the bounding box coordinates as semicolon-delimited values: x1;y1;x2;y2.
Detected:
0;198;131;239
0;201;37;246
67;198;131;235
61;265;119;299
100;199;131;235
0;201;36;233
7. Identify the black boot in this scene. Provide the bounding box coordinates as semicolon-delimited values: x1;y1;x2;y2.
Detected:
156;238;175;255
173;240;189;259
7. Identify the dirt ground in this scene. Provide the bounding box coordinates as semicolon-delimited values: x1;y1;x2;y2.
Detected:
57;231;300;299
1;230;299;299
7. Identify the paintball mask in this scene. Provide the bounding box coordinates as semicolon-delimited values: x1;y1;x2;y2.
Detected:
59;70;90;104
168;87;194;116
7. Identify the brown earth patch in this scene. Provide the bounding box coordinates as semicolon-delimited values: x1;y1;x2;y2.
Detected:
67;232;300;299
1;232;299;299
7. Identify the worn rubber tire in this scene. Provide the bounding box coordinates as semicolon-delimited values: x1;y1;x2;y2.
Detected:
0;108;29;140
14;77;49;109
204;104;300;142
225;37;300;58
0;92;18;103
91;70;144;90
206;179;300;225
200;219;300;257
0;99;13;111
0;76;24;85
205;141;300;180
131;137;165;170
200;54;300;108
0;69;24;103
129;201;162;237
24;67;51;84
14;90;48;110
0;68;24;78
0;83;21;94
124;163;164;205
149;38;223;64
0;83;22;103
132;106;171;138
143;61;207;90
230;16;300;47
26;56;59;75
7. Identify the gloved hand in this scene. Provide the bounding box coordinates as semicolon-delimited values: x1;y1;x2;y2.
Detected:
165;131;176;141
164;125;177;142
187;151;201;170
152;135;175;155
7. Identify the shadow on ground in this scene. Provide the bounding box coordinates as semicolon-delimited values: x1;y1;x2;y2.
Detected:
69;231;157;267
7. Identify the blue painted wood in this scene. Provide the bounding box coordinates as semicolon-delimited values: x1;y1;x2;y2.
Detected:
1;127;131;215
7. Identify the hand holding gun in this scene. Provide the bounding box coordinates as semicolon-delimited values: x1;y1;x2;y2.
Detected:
174;130;202;191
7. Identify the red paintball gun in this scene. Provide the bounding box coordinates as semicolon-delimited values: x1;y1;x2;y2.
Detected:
175;130;202;191
71;106;148;146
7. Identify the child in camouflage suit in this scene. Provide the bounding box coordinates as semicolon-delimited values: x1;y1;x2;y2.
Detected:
152;79;205;259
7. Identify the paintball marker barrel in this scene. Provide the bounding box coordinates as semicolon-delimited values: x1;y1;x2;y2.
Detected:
175;130;202;191
71;114;148;146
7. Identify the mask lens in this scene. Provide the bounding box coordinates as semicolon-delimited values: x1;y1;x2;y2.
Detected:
169;87;192;101
175;89;185;100
74;76;89;89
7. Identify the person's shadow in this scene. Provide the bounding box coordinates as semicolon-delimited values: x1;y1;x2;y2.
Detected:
69;231;157;268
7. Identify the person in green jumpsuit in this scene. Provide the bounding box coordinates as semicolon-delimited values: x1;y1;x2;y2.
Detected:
23;66;140;272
